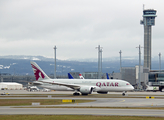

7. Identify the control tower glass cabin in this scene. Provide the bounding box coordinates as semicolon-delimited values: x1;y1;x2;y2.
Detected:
140;9;157;70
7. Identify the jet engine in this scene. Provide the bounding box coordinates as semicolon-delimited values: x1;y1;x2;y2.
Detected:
79;86;93;95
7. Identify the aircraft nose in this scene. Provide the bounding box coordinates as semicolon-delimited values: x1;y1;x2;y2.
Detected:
131;85;134;90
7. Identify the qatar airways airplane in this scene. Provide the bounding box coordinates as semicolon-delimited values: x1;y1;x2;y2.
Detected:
30;61;134;96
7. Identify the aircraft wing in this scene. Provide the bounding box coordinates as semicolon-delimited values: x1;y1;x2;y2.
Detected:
40;80;98;90
40;80;81;90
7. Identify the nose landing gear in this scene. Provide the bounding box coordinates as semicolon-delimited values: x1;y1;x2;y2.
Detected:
122;91;127;96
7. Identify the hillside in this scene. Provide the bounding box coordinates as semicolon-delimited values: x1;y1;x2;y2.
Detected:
0;55;162;75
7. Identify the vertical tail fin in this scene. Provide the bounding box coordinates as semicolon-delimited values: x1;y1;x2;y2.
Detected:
106;73;109;79
68;73;74;79
30;61;50;81
79;74;84;79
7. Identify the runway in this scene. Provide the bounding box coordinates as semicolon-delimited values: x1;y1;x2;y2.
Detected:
0;90;164;116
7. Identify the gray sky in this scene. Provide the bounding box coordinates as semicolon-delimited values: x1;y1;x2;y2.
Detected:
0;0;163;60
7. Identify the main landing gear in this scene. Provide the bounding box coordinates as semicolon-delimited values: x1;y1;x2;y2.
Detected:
73;92;80;96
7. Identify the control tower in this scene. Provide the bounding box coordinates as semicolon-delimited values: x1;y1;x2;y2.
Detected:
140;9;157;70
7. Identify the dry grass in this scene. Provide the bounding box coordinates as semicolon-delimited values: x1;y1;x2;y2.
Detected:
0;115;164;120
0;99;94;106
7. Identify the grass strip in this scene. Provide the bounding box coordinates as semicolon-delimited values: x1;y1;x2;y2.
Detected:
0;115;164;120
0;99;94;106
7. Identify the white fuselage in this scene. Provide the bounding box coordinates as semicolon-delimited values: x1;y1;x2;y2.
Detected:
38;78;134;92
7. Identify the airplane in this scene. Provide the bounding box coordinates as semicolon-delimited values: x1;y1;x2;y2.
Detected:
106;73;109;79
30;61;134;96
68;73;74;79
79;74;84;79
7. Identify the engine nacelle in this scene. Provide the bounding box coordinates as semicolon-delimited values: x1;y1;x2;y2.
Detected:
79;86;93;95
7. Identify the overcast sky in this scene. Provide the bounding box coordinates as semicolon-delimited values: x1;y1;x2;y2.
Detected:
0;0;163;60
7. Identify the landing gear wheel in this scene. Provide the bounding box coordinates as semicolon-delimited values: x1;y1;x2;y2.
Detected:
122;93;125;96
73;92;80;96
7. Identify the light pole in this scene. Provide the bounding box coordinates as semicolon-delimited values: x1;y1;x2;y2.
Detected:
100;48;103;74
54;46;57;79
96;45;103;79
159;53;161;72
119;50;122;73
136;45;143;90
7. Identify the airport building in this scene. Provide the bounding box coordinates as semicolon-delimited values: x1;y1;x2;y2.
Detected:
110;66;149;89
140;9;157;70
148;71;164;91
82;72;98;79
0;82;23;90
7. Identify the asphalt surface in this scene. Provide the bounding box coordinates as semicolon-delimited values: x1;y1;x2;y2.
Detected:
0;90;164;116
0;108;164;117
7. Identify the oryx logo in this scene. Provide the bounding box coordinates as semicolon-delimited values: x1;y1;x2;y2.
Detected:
31;64;45;81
